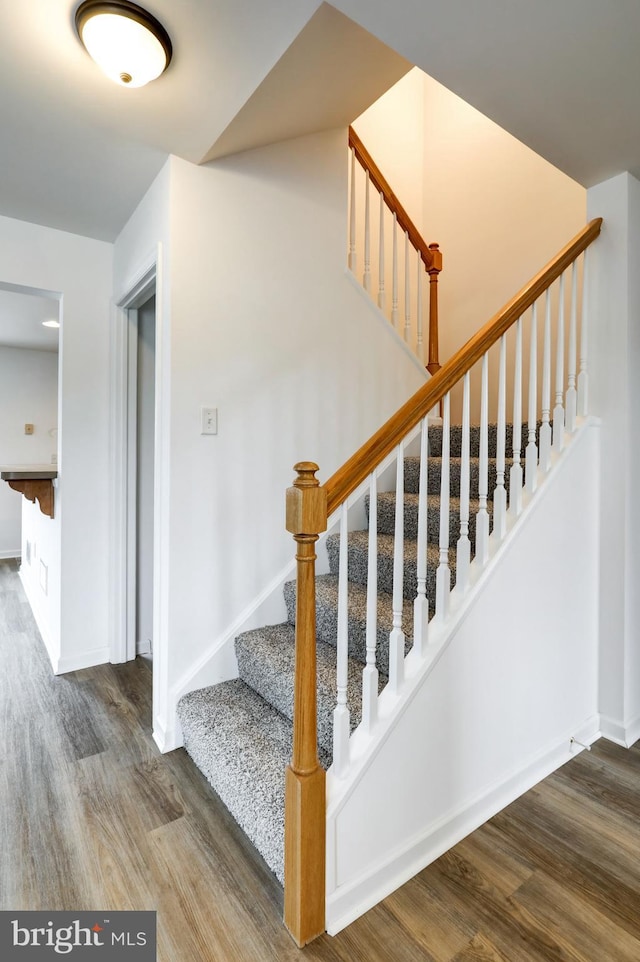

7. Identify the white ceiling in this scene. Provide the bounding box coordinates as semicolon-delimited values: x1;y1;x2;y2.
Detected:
2;0;640;243
331;0;640;190
0;290;60;353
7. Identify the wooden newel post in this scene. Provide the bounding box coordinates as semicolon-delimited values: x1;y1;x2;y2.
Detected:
427;242;443;376
284;461;328;946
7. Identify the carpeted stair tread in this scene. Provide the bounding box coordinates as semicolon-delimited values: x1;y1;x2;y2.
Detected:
235;623;379;756
369;491;493;542
404;456;513;498
177;679;329;885
326;530;457;601
284;574;414;672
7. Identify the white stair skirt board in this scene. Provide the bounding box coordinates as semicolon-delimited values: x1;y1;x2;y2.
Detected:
599;712;640;749
324;422;600;933
326;715;600;935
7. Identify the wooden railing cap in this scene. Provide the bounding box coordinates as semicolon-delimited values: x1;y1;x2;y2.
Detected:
292;462;321;487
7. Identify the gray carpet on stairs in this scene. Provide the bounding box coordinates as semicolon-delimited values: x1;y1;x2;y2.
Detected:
178;680;292;883
283;573;414;670
235;622;379;756
178;422;525;885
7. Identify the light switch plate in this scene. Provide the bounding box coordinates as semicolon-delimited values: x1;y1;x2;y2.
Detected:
201;407;218;435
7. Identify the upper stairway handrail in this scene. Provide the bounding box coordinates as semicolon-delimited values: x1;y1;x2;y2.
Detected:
325;217;603;515
349;125;438;272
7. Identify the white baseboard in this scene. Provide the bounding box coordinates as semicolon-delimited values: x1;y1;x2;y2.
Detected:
0;548;21;560
55;646;111;675
326;715;600;936
164;557;298;743
625;713;640;747
153;716;183;754
601;711;640;747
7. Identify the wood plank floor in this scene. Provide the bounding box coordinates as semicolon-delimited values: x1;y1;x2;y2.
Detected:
1;557;639;960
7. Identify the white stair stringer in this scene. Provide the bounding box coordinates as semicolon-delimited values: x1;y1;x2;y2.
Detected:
325;418;601;935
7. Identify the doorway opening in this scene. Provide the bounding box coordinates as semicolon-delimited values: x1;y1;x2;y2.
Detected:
113;251;171;750
0;282;61;661
129;292;156;661
116;273;158;667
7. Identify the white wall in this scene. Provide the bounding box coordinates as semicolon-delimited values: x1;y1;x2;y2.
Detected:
146;131;428;746
588;172;640;747
353;68;425;228
0;215;112;672
113;160;171;743
0;346;58;557
327;423;600;933
113;161;171;299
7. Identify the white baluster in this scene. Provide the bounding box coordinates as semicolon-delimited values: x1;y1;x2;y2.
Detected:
494;335;508;539
578;249;589;416
413;418;429;655
362;472;378;732
389;442;405;692
566;261;578;432
391;213;399;329
404;231;411;343
435;394;451;620
363;170;372;294
456;373;471;593
510;317;524;515
348;148;356;273
333;502;350;777
416;251;424;363
377;191;386;315
525;302;538;493
553;272;565;452
476;354;490;565
539;288;552;472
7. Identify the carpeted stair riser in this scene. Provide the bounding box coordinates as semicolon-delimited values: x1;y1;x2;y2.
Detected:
234;623;382;756
283;574;414;674
428;421;540;458
177;679;333;885
368;492;492;542
326;530;459;602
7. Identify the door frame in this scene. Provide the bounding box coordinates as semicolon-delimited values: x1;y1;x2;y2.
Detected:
110;244;170;748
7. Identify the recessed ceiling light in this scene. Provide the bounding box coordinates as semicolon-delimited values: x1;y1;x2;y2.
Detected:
42;320;60;329
75;1;172;88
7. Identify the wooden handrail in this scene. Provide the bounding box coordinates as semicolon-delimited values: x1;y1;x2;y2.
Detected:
325;217;602;515
349;126;436;271
349;125;443;373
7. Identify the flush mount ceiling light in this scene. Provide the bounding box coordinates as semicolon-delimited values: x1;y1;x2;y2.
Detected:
75;1;172;88
42;320;60;328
